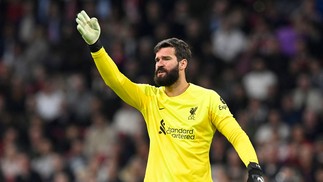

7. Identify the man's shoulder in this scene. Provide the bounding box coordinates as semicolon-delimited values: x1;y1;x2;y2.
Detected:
189;83;218;95
137;83;162;95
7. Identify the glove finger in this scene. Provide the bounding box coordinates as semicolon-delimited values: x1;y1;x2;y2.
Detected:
80;10;91;22
76;17;85;26
90;18;101;31
77;24;87;35
76;13;87;26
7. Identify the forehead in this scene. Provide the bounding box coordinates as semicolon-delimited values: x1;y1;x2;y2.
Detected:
155;47;176;57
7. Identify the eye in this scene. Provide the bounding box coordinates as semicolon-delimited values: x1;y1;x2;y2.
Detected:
161;56;172;61
164;57;171;60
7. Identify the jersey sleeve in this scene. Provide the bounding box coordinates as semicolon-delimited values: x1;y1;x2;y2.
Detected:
210;92;259;167
90;48;147;110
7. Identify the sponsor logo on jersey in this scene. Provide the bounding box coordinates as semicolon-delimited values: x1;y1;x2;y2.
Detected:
158;119;195;140
159;119;166;134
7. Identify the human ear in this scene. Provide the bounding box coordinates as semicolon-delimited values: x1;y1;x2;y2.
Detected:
179;59;187;70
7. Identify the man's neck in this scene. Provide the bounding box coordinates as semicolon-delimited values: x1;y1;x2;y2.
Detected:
164;81;190;97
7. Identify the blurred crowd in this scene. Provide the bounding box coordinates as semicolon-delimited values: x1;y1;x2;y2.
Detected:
0;0;323;181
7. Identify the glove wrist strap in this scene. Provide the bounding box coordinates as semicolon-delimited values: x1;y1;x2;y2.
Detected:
248;162;262;171
248;162;263;176
89;39;103;52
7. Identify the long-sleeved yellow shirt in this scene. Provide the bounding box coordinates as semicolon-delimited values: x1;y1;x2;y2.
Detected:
91;47;259;182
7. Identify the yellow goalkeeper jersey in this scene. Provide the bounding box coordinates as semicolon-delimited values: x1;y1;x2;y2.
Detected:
91;48;259;182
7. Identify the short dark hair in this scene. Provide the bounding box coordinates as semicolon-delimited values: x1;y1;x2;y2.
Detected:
154;38;192;62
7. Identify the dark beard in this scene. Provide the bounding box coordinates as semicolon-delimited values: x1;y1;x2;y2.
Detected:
154;65;179;86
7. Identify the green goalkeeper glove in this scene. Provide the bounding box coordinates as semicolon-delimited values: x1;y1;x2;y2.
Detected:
76;10;101;45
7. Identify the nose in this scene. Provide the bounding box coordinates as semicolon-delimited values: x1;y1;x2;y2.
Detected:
155;60;164;67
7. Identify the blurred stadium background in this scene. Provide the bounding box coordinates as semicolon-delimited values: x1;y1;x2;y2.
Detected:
0;0;323;181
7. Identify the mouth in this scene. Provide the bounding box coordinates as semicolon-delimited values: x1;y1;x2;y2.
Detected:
157;72;166;77
156;68;167;77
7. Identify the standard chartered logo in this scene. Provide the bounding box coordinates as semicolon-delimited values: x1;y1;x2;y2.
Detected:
159;120;195;140
167;127;195;140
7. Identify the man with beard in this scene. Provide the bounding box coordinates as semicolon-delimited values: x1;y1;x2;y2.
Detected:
76;10;264;182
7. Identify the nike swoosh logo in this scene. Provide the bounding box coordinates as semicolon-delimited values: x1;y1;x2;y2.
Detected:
159;108;165;110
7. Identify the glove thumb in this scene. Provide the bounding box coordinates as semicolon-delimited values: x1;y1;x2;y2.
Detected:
90;18;100;32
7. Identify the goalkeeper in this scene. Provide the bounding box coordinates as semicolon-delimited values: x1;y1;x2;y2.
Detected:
76;10;264;182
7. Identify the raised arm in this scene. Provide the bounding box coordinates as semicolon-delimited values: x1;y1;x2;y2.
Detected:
75;10;146;110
